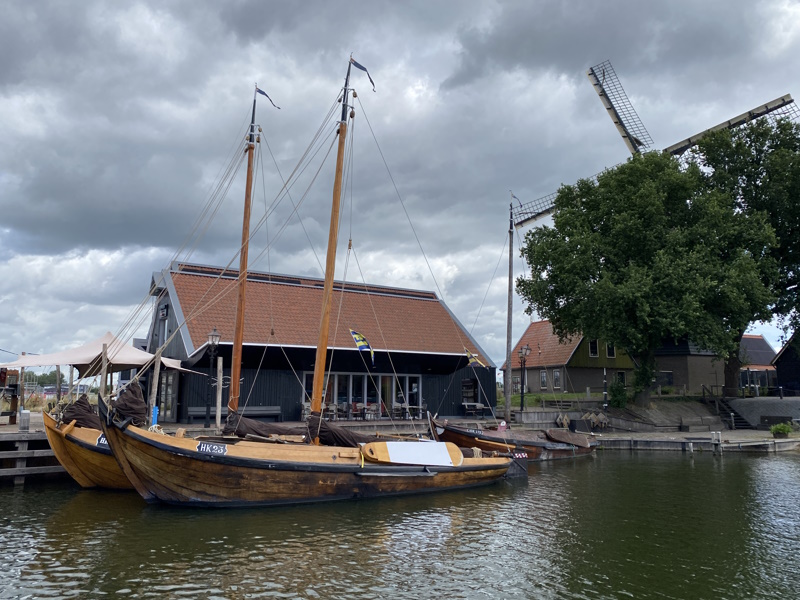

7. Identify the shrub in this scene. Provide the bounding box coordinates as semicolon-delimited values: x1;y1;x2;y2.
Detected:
608;380;628;408
770;422;793;435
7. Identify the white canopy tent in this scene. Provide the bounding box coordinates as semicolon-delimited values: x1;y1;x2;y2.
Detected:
0;332;187;378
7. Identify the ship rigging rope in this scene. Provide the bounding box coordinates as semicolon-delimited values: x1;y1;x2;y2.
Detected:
82;107;255;378
154;98;341;341
356;96;473;351
470;230;509;335
113;96;343;394
191;93;344;426
348;245;426;433
356;95;499;421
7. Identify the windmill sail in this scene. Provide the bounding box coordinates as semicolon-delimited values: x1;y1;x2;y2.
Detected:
515;62;799;229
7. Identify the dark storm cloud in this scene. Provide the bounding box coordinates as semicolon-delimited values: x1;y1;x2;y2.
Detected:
442;1;762;90
1;0;796;362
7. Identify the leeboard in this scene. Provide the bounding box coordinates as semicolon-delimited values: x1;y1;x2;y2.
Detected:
361;441;463;467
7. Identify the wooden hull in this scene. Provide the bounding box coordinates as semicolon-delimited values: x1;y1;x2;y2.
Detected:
429;415;595;462
101;416;511;507
42;410;133;490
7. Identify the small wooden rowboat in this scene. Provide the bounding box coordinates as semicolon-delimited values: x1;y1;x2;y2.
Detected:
42;410;133;490
428;413;595;461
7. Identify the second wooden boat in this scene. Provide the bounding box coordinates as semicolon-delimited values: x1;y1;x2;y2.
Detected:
428;413;596;461
42;410;132;490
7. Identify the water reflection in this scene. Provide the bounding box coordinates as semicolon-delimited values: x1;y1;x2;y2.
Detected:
2;452;799;599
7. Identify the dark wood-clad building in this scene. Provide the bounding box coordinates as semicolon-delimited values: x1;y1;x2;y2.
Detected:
773;335;800;395
144;262;496;422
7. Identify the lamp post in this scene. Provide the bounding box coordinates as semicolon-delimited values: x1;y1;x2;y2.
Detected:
205;327;220;428
519;343;531;411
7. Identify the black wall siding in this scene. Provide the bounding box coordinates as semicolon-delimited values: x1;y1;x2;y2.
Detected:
177;365;497;422
179;368;304;422
422;366;497;417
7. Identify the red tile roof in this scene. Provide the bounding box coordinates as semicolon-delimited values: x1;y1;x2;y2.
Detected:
502;320;581;370
169;264;487;361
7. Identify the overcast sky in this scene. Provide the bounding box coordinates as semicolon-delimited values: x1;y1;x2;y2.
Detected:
2;0;798;372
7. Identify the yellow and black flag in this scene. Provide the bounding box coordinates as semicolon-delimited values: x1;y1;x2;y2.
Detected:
350;330;375;366
466;349;487;368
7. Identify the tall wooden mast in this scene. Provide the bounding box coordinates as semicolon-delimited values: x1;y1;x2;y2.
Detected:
228;95;258;413
310;63;353;418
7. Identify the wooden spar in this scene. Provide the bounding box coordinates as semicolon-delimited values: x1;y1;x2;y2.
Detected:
504;202;513;423
20;353;25;417
310;121;348;417
148;347;162;425
100;343;108;400
215;355;223;433
310;65;353;419
229;98;258;413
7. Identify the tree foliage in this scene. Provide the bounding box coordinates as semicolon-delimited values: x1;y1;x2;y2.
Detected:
695;118;800;336
517;151;776;398
36;370;66;386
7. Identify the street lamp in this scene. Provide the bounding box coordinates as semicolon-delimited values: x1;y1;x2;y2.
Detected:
205;327;220;428
519;343;531;411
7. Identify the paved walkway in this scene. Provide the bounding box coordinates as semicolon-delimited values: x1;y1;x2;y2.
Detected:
3;408;797;447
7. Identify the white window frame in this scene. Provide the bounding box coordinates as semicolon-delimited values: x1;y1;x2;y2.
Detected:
540;370;547;389
553;369;561;389
589;339;599;357
607;343;616;358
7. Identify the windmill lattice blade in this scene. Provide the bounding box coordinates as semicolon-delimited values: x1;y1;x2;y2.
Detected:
512;191;558;227
665;94;800;156
513;166;622;228
587;60;653;155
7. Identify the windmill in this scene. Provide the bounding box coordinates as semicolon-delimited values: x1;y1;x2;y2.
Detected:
503;60;800;419
513;60;800;227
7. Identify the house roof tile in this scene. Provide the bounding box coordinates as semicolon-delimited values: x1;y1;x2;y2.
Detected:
501;320;581;370
740;334;777;366
169;264;489;363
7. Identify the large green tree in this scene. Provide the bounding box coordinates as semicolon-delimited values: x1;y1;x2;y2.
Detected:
695;119;800;338
517;151;776;400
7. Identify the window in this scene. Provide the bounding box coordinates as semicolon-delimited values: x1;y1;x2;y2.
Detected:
589;339;599;357
159;371;179;421
553;369;561;389
607;344;616;358
616;371;626;386
540;370;547;389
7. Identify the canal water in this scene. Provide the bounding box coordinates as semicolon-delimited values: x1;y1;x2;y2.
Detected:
2;451;799;599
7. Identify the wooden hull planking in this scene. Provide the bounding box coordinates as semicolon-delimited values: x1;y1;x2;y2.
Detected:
102;419;511;507
429;416;594;462
42;410;133;490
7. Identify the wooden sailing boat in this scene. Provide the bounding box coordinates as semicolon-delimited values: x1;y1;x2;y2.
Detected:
0;332;175;490
428;413;595;462
42;410;133;489
99;60;512;508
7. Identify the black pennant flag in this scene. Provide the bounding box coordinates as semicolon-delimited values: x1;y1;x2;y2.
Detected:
349;57;376;92
256;87;281;109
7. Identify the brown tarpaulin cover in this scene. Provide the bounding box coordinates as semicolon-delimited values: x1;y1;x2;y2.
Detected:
306;414;383;447
223;413;308;438
222;413;382;447
112;381;147;427
61;394;103;430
